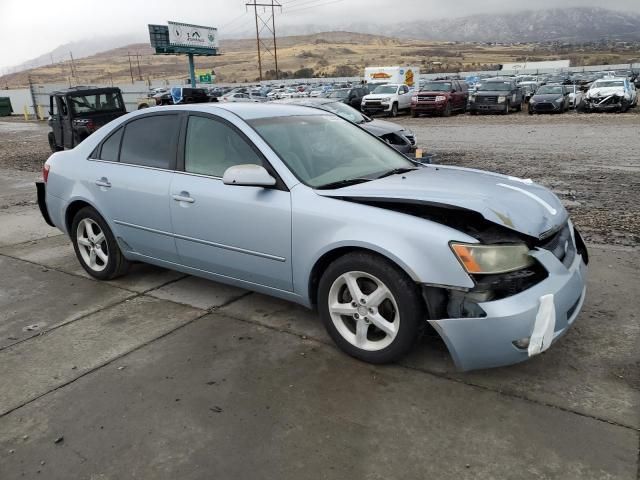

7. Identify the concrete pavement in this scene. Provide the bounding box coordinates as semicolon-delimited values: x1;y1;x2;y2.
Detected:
0;188;638;479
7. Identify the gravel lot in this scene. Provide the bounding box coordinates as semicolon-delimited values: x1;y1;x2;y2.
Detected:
1;110;639;246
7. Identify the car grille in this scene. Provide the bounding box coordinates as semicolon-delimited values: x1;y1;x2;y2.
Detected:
539;223;575;268
476;96;498;104
418;96;436;101
366;101;382;106
535;103;555;111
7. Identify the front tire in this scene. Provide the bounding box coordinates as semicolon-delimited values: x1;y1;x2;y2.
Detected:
390;103;398;117
71;207;130;280
318;252;425;364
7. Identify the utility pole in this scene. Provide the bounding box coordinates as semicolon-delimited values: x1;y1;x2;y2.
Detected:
136;52;143;80
69;51;77;82
246;0;282;81
127;51;135;84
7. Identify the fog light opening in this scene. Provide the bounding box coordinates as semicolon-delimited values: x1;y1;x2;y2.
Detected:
513;337;530;350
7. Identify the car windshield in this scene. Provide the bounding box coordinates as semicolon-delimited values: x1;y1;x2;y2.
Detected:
421;82;452;92
372;85;398;94
478;82;512;91
593;81;624;88
327;89;349;99
319;101;367;124
69;92;124;115
536;86;564;95
249;115;414;188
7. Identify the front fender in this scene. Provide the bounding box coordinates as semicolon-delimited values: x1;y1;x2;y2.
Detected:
291;187;476;305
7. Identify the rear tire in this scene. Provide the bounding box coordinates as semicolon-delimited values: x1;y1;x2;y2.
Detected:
71;207;130;280
318;251;425;364
48;132;62;152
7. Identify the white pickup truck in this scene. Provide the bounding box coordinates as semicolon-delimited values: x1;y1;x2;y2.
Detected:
361;83;414;117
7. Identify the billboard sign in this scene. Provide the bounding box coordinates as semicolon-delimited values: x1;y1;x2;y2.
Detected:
168;21;218;50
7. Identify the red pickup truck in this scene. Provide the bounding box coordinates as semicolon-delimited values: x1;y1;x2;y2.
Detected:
411;80;469;117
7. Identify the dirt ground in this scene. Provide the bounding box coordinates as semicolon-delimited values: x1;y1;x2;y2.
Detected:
1;110;639;246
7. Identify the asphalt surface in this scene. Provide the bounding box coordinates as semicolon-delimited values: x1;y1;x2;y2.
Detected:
0;116;638;479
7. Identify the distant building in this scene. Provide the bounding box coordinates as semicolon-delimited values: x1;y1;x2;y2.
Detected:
500;60;571;71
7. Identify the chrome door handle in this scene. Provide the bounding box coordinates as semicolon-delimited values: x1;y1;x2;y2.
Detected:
172;192;195;203
95;178;111;188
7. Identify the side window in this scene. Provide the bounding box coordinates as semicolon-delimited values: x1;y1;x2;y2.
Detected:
99;127;123;161
120;115;180;169
185;115;262;178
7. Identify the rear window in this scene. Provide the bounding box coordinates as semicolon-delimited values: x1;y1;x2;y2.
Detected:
120;115;180;169
99;128;123;161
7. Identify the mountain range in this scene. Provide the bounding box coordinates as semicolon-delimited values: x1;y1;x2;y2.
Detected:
4;7;640;75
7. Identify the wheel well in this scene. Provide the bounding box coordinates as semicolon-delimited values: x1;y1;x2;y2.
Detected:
308;246;411;307
65;200;93;233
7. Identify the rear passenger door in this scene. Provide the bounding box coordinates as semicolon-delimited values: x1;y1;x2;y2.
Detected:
88;113;180;262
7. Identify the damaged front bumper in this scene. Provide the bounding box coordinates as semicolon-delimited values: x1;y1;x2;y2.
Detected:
583;95;627;112
429;240;588;371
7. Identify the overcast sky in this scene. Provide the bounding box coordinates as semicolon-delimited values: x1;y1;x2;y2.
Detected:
1;0;639;69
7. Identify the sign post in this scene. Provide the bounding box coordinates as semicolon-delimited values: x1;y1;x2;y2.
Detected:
148;22;219;87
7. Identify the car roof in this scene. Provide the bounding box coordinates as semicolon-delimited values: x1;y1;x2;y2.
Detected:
155;102;328;120
272;98;336;107
51;86;121;95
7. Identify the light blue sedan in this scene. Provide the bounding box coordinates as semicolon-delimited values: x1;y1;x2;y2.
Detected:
36;103;588;370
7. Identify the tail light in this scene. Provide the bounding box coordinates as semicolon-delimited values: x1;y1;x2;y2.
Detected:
42;163;50;183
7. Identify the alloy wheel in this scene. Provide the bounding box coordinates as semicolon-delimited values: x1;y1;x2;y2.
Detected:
327;271;399;351
76;218;109;272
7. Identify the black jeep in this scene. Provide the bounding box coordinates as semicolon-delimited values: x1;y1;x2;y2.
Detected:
48;87;127;151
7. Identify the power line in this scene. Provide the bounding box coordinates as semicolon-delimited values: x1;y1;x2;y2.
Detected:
285;0;344;14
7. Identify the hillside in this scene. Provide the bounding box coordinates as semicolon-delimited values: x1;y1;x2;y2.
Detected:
1;30;639;88
345;7;640;43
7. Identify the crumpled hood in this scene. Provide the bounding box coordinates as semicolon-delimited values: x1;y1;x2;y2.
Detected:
587;86;627;98
316;165;568;238
362;119;411;136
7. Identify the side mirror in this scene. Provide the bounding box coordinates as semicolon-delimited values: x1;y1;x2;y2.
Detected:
222;164;276;187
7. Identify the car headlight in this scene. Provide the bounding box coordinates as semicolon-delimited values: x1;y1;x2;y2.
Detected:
554;97;563;104
435;95;446;102
380;97;391;102
411;95;418;102
529;98;536;104
450;243;534;274
497;96;506;103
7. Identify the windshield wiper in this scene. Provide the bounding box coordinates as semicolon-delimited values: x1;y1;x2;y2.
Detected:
375;167;418;179
315;178;372;190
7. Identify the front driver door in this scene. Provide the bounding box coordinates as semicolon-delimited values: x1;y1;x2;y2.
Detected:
169;113;293;292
